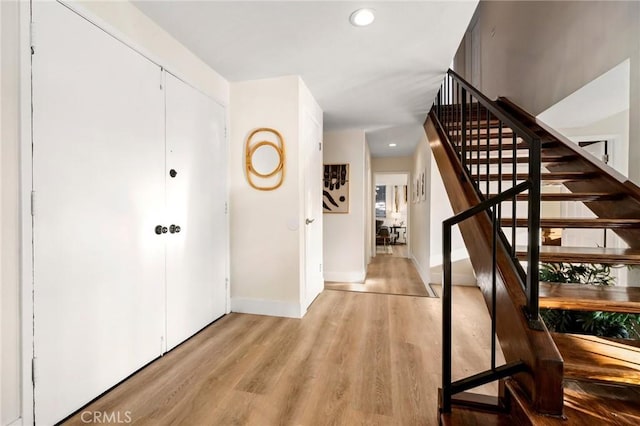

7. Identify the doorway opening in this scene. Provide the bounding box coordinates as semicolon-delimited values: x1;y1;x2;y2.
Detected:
374;173;409;258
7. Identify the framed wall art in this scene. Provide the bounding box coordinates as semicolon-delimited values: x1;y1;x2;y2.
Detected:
323;164;349;213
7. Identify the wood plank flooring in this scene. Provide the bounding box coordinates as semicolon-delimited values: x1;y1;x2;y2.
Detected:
324;245;432;297
63;287;500;425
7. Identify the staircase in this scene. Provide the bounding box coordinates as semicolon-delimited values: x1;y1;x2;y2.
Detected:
430;70;640;424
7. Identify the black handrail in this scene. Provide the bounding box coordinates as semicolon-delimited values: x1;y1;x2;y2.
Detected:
436;69;541;319
442;183;530;413
433;69;543;414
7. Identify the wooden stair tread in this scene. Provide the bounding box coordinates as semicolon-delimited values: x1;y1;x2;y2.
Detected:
550;333;640;386
467;154;576;165
462;140;558;152
460;130;515;139
503;218;640;229
505;378;640;425
451;119;504;130
478;171;597;182
539;282;640;313
494;192;625;202
515;245;640;265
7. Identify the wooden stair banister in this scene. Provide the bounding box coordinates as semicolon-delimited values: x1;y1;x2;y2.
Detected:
433;69;640;424
427;114;564;416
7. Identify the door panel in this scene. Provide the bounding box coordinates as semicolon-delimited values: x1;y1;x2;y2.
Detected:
165;73;227;350
303;110;324;310
33;3;165;424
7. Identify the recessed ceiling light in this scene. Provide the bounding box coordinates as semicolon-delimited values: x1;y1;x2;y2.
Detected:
389;143;397;147
350;8;375;27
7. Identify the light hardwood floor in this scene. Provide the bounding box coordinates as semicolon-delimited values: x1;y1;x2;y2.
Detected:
324;245;432;297
63;287;501;425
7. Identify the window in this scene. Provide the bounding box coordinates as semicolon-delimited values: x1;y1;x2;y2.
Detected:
375;185;386;218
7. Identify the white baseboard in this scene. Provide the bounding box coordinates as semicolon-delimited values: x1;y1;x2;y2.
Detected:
8;418;23;426
410;254;433;295
323;270;366;283
230;297;302;319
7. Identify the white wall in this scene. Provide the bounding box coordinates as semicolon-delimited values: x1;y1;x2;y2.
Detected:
428;150;475;285
323;129;367;282
410;131;474;287
230;76;303;317
428;150;469;268
538;59;630;178
2;2;231;424
409;134;431;286
1;1;22;423
371;156;412;173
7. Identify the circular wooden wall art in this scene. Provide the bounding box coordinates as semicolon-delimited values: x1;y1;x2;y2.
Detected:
245;127;286;191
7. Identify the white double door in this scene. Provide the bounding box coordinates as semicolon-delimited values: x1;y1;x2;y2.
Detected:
32;3;226;424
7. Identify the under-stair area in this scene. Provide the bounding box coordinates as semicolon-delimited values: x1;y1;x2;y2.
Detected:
430;70;640;424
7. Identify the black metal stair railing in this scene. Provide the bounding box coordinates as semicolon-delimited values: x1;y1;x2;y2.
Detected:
433;69;542;413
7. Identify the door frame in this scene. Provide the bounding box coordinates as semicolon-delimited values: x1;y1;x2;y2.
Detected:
301;106;323;313
372;171;411;258
19;2;231;423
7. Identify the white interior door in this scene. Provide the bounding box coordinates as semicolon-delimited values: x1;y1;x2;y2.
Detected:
303;110;324;310
33;3;166;424
165;73;227;350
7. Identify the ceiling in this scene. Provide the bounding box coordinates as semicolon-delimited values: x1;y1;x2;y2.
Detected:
133;1;478;157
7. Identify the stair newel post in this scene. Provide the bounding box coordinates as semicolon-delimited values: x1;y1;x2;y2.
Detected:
442;220;453;413
526;137;542;326
461;88;467;172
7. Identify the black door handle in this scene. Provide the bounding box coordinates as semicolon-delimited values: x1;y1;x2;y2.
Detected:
155;225;168;235
169;224;181;234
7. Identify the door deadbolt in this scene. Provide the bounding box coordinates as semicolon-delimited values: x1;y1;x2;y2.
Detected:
169;169;177;178
155;225;168;235
169;224;181;234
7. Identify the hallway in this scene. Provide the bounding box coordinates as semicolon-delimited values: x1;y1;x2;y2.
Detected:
324;245;433;297
63;287;499;425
